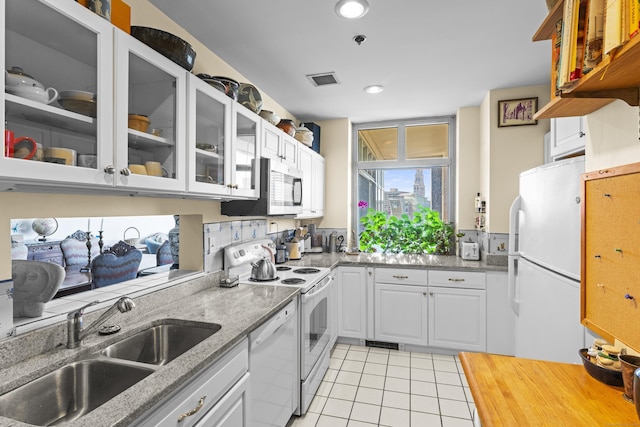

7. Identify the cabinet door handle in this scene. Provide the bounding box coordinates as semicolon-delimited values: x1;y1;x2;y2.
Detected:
104;165;115;175
423;292;427;296
120;168;130;176
393;275;408;279
177;396;206;422
429;292;434;296
448;278;465;282
579;132;585;138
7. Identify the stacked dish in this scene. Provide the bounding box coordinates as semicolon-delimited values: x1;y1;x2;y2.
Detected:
58;91;97;117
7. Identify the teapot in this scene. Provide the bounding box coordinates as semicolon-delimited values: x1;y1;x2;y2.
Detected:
5;67;58;104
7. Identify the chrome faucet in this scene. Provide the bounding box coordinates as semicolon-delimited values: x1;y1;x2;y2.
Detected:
66;297;135;349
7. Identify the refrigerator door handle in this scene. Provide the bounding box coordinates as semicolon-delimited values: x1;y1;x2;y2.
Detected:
509;195;522;255
508;254;520;315
508;195;522;315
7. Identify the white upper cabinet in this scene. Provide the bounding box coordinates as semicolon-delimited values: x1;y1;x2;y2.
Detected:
229;103;260;199
2;0;115;188
262;122;298;169
186;74;232;196
548;116;586;161
114;30;187;193
297;146;324;218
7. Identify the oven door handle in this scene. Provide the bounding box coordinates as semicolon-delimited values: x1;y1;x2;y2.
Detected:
302;275;331;302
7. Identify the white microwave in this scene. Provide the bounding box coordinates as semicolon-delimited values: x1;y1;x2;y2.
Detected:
221;158;303;216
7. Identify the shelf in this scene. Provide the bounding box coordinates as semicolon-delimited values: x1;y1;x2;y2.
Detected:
5;93;97;135
128;129;173;150
532;0;564;42
533;4;640;118
195;148;221;159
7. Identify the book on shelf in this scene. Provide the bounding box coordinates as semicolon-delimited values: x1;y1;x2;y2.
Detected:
583;0;605;74
551;17;563;98
604;0;623;54
630;0;640;38
558;0;589;88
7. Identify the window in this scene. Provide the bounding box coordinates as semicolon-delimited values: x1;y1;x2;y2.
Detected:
353;116;455;242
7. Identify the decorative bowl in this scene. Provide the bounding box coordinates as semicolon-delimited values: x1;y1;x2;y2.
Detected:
131;26;196;71
128;114;150;132
259;110;280;126
295;125;314;146
196;74;239;100
277;119;296;137
238;83;262;113
579;348;624;386
58;91;97;117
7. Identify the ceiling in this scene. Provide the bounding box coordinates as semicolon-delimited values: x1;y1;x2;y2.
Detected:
148;0;551;124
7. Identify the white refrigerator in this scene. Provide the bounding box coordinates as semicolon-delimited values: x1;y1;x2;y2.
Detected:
508;156;586;364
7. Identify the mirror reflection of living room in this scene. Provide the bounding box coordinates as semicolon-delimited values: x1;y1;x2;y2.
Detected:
10;215;176;298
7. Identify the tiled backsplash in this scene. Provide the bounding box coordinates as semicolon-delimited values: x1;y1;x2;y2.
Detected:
203;220;267;273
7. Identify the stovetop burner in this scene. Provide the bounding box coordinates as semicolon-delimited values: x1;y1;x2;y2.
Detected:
281;278;306;285
248;276;280;283
276;266;292;271
293;268;321;274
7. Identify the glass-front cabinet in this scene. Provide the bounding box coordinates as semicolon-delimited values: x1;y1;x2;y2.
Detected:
2;0;115;187
230;103;260;199
186;74;232;195
114;31;187;193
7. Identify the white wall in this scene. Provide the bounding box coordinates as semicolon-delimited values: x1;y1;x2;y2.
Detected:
456;107;481;230
317;118;352;229
480;85;550;233
585;100;640;170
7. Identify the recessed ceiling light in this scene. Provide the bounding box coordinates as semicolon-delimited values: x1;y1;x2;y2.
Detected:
364;85;384;94
335;0;370;19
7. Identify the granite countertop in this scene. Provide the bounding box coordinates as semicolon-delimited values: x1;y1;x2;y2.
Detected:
283;251;508;272
0;275;298;427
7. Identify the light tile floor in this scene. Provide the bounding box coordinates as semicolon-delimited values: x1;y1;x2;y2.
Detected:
287;344;476;427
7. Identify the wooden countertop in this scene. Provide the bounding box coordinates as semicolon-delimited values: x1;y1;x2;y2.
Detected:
460;352;638;426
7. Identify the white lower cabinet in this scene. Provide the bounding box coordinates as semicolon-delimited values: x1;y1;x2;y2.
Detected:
374;283;428;346
135;339;249;427
336;266;369;339
427;283;487;352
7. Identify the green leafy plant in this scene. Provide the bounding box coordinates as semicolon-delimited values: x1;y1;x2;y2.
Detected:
359;206;455;255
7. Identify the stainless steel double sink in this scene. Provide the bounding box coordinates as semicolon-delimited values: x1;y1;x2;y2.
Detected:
0;319;221;426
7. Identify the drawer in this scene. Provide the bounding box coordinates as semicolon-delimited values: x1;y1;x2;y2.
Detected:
375;268;428;285
137;339;248;427
429;270;486;289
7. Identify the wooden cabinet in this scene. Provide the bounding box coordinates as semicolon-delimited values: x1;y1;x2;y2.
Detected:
136;339;249;427
336;266;369;340
427;270;486;352
534;1;640;119
296;146;325;219
548;116;586;160
262;123;298;169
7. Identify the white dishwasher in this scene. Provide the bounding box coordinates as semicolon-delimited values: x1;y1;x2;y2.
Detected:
249;299;298;427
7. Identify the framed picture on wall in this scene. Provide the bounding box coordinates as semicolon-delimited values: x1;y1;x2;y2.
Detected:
498;97;538;127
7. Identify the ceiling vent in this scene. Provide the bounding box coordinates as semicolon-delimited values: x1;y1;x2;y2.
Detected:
307;72;341;87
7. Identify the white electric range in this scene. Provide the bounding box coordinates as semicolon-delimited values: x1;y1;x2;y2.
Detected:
224;239;332;416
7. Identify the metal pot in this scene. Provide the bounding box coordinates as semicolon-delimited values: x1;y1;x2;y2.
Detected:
250;258;277;281
250;245;277;280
